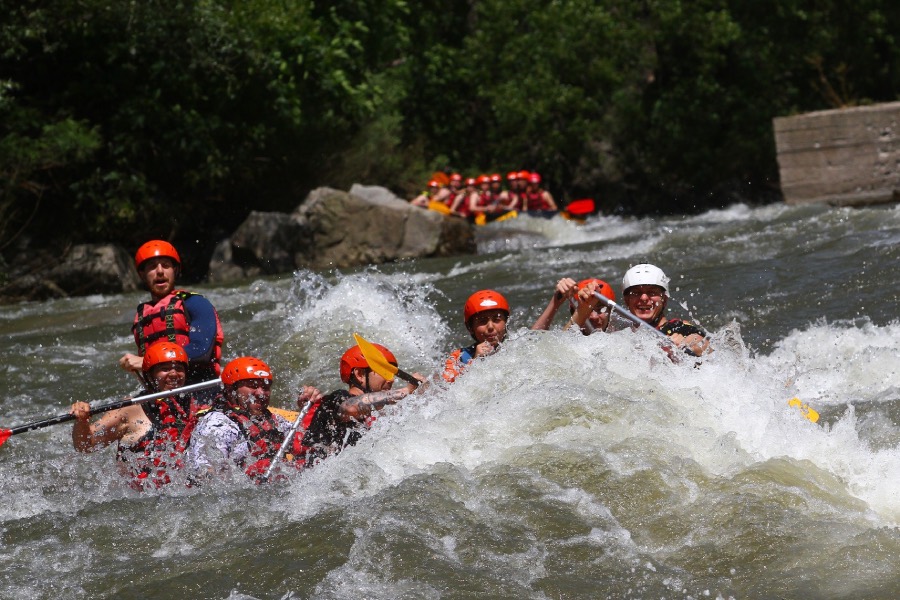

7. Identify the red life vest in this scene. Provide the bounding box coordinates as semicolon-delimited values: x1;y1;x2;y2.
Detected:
117;394;203;490
524;191;552;211
223;408;301;481
132;290;224;375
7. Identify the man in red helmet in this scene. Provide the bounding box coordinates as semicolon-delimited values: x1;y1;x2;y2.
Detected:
121;240;224;389
297;342;425;466
188;356;313;481
532;278;616;334
443;290;510;383
70;342;206;489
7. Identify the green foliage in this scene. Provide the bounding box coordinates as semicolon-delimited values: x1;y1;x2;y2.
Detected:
1;0;899;257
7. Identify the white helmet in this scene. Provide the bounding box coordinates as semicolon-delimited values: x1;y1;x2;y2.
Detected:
623;263;669;294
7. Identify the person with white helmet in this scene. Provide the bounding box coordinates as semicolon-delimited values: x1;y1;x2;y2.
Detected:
615;263;710;356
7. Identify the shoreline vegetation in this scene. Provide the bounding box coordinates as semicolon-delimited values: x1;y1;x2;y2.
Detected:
2;1;898;287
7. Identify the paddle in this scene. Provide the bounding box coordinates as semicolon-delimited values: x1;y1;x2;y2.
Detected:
0;379;222;449
591;292;819;423
353;333;420;388
261;397;316;482
565;198;595;216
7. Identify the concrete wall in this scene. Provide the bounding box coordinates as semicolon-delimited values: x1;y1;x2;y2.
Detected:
773;101;900;206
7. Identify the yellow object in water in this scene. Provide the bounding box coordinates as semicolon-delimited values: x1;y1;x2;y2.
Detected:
788;397;820;423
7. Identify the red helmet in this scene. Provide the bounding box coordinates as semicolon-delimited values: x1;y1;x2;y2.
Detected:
340;344;397;384
465;177;477;186
142;341;188;372
577;278;616;302
463;290;510;323
221;357;272;386
135;240;180;270
506;171;519;181
529;172;542;184
475;174;489;185
490;173;502;182
517;170;531;180
428;179;440;188
450;173;462;182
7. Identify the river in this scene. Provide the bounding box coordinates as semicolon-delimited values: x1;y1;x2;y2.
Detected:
1;201;899;599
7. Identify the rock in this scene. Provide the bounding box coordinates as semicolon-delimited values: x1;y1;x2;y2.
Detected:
210;185;475;279
294;186;475;269
207;211;311;283
0;244;140;302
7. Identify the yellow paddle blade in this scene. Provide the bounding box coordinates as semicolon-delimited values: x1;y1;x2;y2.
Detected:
428;200;452;215
353;333;398;381
269;406;299;421
788;397;820;423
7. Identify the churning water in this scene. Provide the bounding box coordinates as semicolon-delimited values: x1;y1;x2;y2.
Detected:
1;202;899;599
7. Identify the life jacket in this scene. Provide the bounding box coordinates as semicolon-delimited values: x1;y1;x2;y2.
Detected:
132;290;224;377
300;390;371;466
658;319;707;357
116;393;202;490
442;344;478;383
451;192;471;217
219;407;296;482
473;191;498;212
524;191;552;211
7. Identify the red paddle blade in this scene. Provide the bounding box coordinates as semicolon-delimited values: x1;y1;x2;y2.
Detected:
566;199;595;216
0;429;12;449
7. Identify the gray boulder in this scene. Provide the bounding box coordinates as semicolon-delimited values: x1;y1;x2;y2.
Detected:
0;243;140;301
294;186;474;269
209;185;475;280
208;211;312;283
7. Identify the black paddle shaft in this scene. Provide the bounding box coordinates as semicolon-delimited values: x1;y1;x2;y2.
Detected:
5;379;222;437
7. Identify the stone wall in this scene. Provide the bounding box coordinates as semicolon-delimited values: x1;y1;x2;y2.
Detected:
773;101;900;206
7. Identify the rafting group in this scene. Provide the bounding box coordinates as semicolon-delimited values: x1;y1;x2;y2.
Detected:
1;239;710;489
410;171;595;224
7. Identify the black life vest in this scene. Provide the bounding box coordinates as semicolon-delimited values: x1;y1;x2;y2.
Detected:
300;390;369;466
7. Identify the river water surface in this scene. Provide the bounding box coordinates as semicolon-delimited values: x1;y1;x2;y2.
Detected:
1;202;899;599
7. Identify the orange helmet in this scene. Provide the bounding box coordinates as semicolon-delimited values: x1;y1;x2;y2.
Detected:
450;173;462;182
577;278;616;302
463;290;510;323
475;174;489;185
221;357;272;386
135;240;180;270
142;341;188;372
340;344;397;384
517;170;531;180
529;172;542;184
490;173;502;182
465;177;477;186
506;171;518;181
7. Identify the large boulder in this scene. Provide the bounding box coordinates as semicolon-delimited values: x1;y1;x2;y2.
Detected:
208;211;312;283
0;244;140;302
294;185;474;269
209;185;475;280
